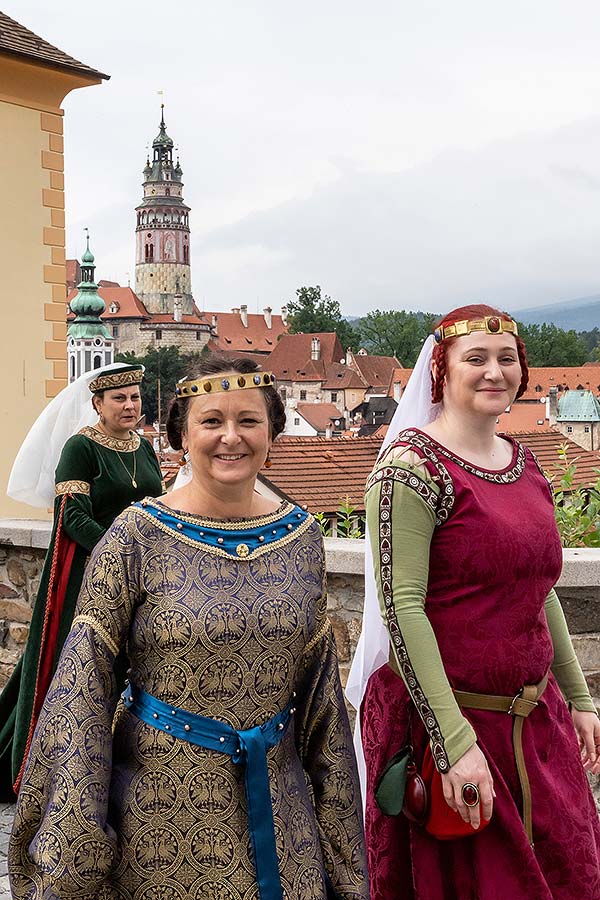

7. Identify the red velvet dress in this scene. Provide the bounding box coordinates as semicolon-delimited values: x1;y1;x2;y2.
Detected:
362;430;600;900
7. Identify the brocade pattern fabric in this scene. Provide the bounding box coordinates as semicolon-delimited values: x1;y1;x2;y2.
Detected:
9;501;367;900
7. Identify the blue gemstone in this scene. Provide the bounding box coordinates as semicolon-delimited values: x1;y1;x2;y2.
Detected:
222;379;230;390
191;385;198;392
253;374;261;385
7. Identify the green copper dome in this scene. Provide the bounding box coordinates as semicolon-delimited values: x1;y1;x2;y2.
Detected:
68;237;112;341
81;235;94;264
153;105;174;148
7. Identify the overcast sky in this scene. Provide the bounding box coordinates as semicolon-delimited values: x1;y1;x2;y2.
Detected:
7;0;600;316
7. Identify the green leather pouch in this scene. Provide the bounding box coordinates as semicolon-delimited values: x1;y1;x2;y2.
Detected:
374;745;411;816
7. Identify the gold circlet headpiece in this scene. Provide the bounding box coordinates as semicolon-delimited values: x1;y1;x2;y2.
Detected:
175;371;276;397
433;315;518;344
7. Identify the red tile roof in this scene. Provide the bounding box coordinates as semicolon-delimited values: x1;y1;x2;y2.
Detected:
322;362;366;390
67;286;150;319
0;11;109;79
259;436;381;513
387;367;414;396
259;427;599;515
297;403;345;433
521;366;600;402
351;353;401;389
268;333;345;380
204;340;269;366
147;311;207;326
497;402;550;433
509;428;600;490
203;310;288;354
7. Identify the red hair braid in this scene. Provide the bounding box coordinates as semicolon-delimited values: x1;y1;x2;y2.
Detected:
430;303;528;402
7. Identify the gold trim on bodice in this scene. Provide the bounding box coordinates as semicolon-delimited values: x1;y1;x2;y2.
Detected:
79;425;141;452
144;497;295;530
55;480;90;496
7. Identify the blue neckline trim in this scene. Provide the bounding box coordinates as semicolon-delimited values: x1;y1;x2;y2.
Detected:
135;501;310;557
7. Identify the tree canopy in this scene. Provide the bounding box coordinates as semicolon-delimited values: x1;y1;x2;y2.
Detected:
116;345;206;424
286;286;359;350
356;309;438;366
516;322;589;367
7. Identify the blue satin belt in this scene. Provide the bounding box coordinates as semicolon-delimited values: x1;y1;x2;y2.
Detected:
123;683;293;900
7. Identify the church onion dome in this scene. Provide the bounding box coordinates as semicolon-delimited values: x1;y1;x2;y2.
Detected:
68;235;112;340
143;157;152;177
81;241;94;265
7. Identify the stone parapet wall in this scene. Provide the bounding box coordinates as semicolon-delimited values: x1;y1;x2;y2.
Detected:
0;523;598;806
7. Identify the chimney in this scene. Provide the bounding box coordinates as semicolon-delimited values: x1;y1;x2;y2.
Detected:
231;307;240;314
325;424;332;438
548;386;559;425
211;314;218;332
345;349;352;365
393;381;402;403
263;306;272;329
173;295;183;323
240;304;248;328
311;337;321;360
281;305;288;326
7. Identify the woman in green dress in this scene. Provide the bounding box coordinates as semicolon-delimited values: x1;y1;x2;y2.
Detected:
0;364;164;798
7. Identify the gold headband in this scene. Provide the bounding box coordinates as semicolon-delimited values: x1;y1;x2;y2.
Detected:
89;368;143;393
433;316;518;344
175;371;276;397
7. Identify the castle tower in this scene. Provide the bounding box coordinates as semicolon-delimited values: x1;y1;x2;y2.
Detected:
135;106;193;314
67;235;114;382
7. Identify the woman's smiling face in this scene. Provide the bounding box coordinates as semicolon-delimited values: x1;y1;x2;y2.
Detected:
182;380;272;490
441;332;522;419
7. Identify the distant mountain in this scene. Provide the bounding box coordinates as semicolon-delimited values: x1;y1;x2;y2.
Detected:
515;295;600;331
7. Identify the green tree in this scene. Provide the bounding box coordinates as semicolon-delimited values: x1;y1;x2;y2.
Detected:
517;322;588;366
356;309;435;366
578;327;600;360
116;345;206;424
286;285;359;350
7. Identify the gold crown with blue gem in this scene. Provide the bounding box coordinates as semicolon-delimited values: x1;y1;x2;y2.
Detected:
175;371;276;397
433;315;518;344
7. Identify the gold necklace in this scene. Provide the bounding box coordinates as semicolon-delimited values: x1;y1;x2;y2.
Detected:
115;448;137;488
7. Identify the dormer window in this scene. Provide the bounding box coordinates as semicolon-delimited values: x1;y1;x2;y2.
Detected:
109;302;120;314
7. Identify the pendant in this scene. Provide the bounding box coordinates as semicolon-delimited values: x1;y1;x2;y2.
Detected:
132;479;137;488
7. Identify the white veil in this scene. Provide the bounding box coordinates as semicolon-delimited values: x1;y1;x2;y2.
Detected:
7;362;135;509
345;335;440;803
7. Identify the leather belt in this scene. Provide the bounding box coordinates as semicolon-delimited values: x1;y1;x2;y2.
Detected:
455;674;548;846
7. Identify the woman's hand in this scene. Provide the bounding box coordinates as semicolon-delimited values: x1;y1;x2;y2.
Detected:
571;709;600;775
440;743;495;831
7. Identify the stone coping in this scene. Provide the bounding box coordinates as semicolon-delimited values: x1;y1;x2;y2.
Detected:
324;538;600;588
1;520;599;588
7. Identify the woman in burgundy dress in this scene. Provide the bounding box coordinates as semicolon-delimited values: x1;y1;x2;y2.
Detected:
351;304;600;899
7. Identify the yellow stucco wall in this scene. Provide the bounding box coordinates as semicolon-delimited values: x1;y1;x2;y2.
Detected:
0;54;102;517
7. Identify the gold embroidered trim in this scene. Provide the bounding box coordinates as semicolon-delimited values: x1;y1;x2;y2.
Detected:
401;429;525;484
79;425;141;452
72;614;119;657
135;506;314;559
55;479;90;496
302;617;331;656
377;474;450;772
89;369;143;392
144;498;294;530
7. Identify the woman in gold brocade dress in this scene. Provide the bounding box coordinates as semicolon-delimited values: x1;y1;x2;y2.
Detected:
8;355;368;900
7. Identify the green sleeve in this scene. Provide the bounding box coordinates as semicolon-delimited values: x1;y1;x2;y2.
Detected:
545;588;597;712
366;461;477;771
55;436;105;552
